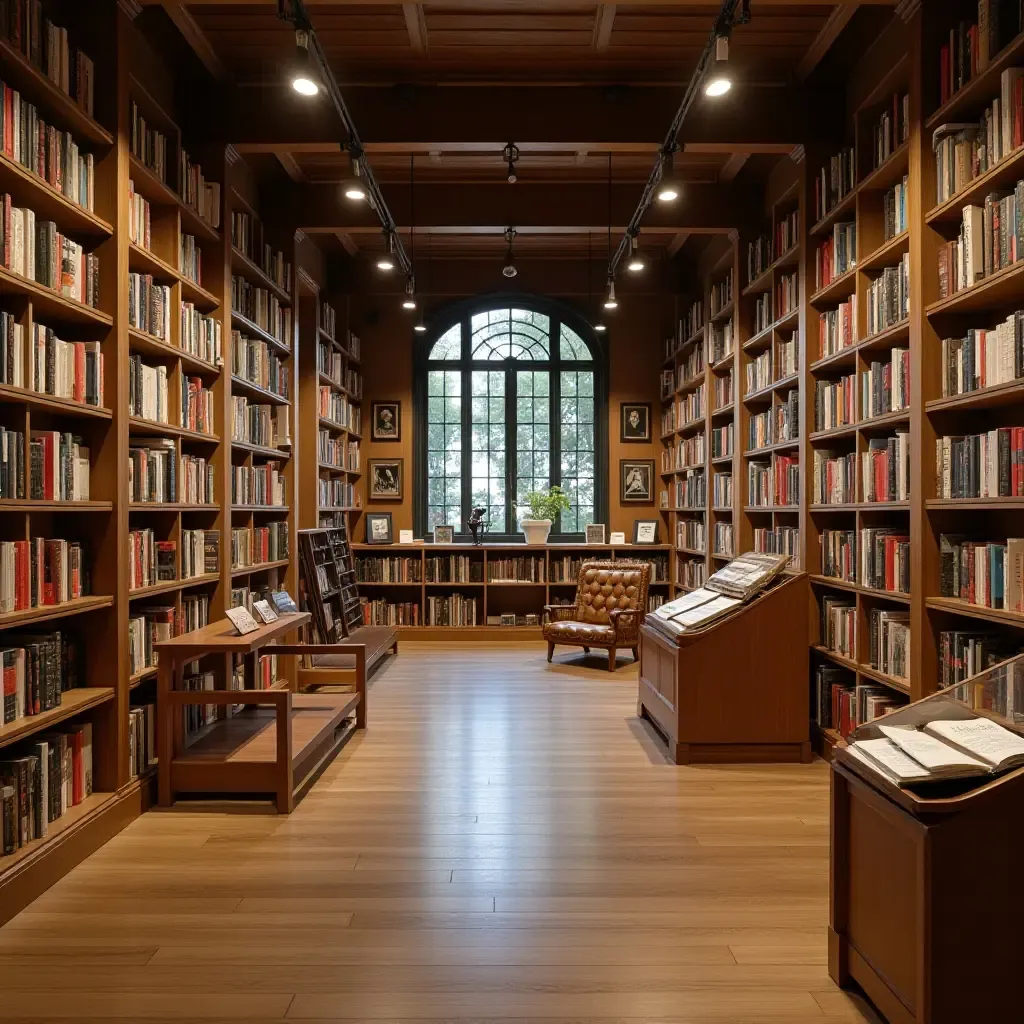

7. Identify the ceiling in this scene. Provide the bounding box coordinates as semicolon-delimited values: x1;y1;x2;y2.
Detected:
143;1;898;264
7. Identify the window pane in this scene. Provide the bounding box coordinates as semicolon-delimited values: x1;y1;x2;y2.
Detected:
429;323;462;360
426;369;462;529
559;370;596;533
471;308;551;361
470;369;507;531
515;369;550;522
560;323;592;361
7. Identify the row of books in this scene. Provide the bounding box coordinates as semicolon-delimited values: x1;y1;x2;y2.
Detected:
318;477;353;508
232;331;288;399
231;276;291;347
181;374;214;435
940;311;1024;397
1;631;80;725
230;462;286;507
181;529;218;580
675;385;704;427
128;441;214;505
812;434;909;504
814;374;855;432
711;421;733;458
776;389;799;443
936;427;1024;497
361;598;421;627
127;357;167;425
127;180;150;250
748;408;772;450
865;254;909;335
934;71;1024;205
661;432;705;473
28;326;103;407
356;556;424;583
821;599;910;681
179;233;201;287
674;467;706;510
676;557;707;591
940;533;1024;611
813;664;905;739
710;269;732;316
0;196;100;307
318;431;360;471
813;145;856;225
1;3;95;115
320;301;337;339
754;525;799;566
938;5;1023;107
318;387;360;432
1;724;94;856
128;528;174;591
0;428;89;502
318;343;362;397
229;523;288;568
747;233;771;285
938;185;1024;299
1;81;94;212
0;538;88;613
818;300;856;360
128;273;170;340
128;704;156;780
872;92;909;170
230;212;293;293
181;303;221;365
128;607;173;676
776;271;798;319
883;176;909;241
709;322;732;365
179;150;220;230
815;221;855;291
231;397;289;450
746;349;771;395
863;347;911;418
713;370;732;410
676;518;705;552
487;557;545;582
753;291;771;335
714;522;734;558
748;455;798;507
712;471;732;508
129;99;167;182
939;630;1019;687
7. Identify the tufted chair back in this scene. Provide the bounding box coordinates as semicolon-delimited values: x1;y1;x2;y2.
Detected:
573;561;650;625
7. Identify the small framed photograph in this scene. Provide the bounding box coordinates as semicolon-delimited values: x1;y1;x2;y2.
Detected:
369;459;403;501
585;523;606;545
366;512;393;545
252;599;279;624
620;459;655;503
399;529;415;544
621;402;651;443
500;613;517;627
632;520;660;545
371;401;401;442
609;531;626;545
225;605;260;635
433;525;454;545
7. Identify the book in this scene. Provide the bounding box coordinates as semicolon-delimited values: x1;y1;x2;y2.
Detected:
924;716;1024;769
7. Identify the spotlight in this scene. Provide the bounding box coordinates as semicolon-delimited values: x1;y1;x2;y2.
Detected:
402;277;416;310
377;232;396;271
502;227;518;279
603;278;618;310
627;234;645;273
342;150;367;202
704;35;732;97
290;29;320;97
656;151;682;203
504;142;520;184
414;317;427;333
594;322;607;332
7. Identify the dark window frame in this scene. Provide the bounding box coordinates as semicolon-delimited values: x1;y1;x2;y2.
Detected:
413;293;608;542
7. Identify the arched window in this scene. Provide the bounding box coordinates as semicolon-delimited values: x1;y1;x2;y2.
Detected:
414;297;608;539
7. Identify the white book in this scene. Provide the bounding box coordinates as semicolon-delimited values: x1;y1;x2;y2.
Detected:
924;717;1024;769
878;724;989;777
848;737;934;785
963;206;984;286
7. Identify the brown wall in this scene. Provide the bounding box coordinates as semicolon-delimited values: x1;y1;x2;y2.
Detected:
345;259;671;542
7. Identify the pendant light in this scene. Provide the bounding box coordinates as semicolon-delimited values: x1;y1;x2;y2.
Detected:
588;232;606;332
342;149;367;202
502;227;518;278
603;278;618;310
403;155;417;311
704;34;732;98
414;234;430;331
376;230;396;272
627;233;645;273
655;150;683;203
289;29;320;97
603;154;618;313
504;142;520;183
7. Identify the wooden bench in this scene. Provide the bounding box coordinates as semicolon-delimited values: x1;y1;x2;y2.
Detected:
293;625;399;695
155;612;373;812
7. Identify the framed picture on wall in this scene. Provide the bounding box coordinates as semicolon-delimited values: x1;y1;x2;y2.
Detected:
371;401;401;442
620;459;654;503
369;459;403;500
585;523;606;545
620;403;651;443
632;520;660;545
366;512;393;545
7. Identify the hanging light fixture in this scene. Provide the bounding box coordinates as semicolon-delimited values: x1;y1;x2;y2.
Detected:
402;277;416;310
704;33;732;97
655;149;683;203
504;142;520;183
603;277;618;310
402;155;417;311
587;232;606;333
376;231;396;271
414;313;427;332
289;29;320;96
342;149;367;202
602;154;618;313
627;234;645;273
502;227;518;278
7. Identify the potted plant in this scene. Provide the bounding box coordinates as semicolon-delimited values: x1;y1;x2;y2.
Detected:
519;486;571;545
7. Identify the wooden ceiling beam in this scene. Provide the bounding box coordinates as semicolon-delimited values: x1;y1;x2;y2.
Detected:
402;3;429;54
796;4;860;80
592;4;616;52
718;152;749;183
160;0;228;80
282;180;759;233
144;0;892;7
667;232;692;256
274;150;307;183
210;84;814;152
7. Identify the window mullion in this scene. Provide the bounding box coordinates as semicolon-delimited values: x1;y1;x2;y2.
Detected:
460;323;472;533
505;366;516;535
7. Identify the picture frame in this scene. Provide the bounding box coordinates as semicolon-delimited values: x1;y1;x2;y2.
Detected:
632;520;660;545
366;512;393;545
399;529;415;544
369;459;403;501
371;401;401;442
433;525;454;545
609;531;626;545
620;459;655;503
585;523;606;545
620;402;652;443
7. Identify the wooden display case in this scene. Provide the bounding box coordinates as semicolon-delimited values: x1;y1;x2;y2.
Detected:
637;571;811;763
830;653;1024;1024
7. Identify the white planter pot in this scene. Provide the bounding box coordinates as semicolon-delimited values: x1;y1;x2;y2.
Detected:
521;518;552;545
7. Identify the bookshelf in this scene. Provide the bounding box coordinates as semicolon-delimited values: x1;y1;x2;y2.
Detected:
353;542;671;637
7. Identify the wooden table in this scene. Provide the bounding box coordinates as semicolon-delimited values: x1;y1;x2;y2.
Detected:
155;612;366;812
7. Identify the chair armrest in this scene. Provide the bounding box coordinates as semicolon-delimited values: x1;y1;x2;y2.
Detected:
542;604;577;625
609;608;641;643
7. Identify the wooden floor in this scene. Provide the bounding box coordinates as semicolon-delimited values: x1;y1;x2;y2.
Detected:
0;644;879;1023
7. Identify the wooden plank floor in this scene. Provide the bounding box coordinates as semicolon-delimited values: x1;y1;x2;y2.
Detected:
0;643;880;1023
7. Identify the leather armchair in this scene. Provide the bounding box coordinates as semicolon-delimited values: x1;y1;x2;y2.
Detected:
542;560;651;671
